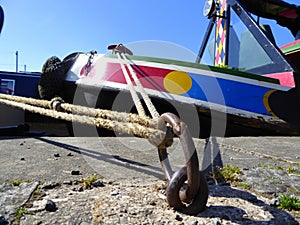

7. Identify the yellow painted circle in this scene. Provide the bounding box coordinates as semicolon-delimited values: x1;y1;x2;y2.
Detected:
263;89;278;117
163;71;192;95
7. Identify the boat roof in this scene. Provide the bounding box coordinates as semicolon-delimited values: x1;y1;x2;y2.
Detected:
239;0;300;38
281;39;300;54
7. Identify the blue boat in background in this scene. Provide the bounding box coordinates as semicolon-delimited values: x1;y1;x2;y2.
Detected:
0;71;40;97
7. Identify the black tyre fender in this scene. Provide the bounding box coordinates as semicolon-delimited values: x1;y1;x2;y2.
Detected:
38;53;81;100
39;56;65;100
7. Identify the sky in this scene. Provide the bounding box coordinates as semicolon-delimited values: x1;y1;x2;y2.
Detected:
0;0;298;72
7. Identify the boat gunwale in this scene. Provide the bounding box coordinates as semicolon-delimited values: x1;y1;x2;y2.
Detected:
103;54;281;85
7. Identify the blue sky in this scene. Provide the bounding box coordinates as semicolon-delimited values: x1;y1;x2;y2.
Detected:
0;0;297;72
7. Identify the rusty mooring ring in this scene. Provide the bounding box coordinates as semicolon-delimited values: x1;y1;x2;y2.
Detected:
167;166;208;214
155;113;208;214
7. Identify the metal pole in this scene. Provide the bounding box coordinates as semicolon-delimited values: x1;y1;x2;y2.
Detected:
196;18;215;64
15;51;18;73
225;5;230;66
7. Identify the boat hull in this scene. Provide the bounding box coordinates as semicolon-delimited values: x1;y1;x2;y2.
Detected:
60;53;300;137
63;80;300;138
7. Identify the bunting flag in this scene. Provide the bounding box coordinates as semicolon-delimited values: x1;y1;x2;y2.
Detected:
215;0;227;66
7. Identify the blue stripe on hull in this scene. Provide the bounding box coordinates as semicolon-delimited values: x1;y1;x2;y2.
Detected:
183;73;273;116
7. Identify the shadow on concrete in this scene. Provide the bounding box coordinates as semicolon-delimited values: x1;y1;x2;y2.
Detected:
199;184;299;225
35;137;165;180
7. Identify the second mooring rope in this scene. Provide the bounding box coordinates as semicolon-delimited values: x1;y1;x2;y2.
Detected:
118;52;160;119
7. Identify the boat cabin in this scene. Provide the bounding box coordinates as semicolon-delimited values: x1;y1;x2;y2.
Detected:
197;0;300;88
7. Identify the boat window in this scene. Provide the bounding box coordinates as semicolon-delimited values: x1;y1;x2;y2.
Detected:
199;29;216;66
199;6;288;75
0;79;15;95
228;7;273;72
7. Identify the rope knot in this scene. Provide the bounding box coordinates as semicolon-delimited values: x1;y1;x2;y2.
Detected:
49;97;65;111
148;118;173;148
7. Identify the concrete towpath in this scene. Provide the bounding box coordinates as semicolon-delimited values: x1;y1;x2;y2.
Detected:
0;136;299;224
1;136;299;183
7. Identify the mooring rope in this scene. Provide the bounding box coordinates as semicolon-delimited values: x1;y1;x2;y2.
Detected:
0;93;165;141
218;142;300;166
119;52;160;119
117;53;146;117
0;93;157;128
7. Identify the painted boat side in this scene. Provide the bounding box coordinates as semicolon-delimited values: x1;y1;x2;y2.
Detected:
62;53;300;136
68;54;293;118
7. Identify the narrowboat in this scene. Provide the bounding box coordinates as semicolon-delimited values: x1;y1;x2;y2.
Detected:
7;0;300;137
